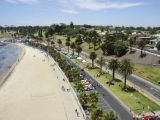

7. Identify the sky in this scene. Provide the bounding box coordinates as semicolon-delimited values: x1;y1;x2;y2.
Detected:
0;0;160;27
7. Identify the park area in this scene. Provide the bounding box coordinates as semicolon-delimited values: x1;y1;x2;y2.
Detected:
70;58;160;115
133;64;160;85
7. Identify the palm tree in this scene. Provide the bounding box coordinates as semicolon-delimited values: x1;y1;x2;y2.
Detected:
102;111;118;120
129;39;134;53
57;39;62;47
89;52;97;68
108;59;119;81
97;57;106;74
88;103;98;112
76;45;82;56
90;107;103;120
76;82;84;92
119;58;134;90
98;37;101;48
156;41;160;51
78;92;88;107
88;92;98;103
66;41;70;53
86;36;91;49
70;42;76;55
138;40;145;57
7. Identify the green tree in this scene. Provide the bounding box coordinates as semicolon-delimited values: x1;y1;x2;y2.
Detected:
89;52;97;68
70;42;76;55
57;39;62;47
78;92;88;107
47;38;50;46
108;59;119;81
97;57;106;74
88;92;98;103
76;82;84;92
156;41;160;51
70;21;74;29
119;58;134;90
129;39;134;53
90;107;103;120
66;36;70;42
76;45;82;56
138;40;146;57
75;35;83;45
114;41;127;57
102;111;118;120
66;41;70;53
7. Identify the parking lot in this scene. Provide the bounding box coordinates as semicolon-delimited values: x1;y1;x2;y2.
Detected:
97;94;113;113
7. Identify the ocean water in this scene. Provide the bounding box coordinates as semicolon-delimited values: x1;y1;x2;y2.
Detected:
0;44;22;80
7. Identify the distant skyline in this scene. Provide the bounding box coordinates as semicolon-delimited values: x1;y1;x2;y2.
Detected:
0;0;160;27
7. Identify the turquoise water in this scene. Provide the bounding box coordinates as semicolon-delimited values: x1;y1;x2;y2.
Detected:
0;44;22;80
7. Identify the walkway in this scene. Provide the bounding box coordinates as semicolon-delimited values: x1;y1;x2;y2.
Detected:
44;51;84;120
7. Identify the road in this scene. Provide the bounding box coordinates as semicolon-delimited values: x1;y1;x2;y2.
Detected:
58;51;133;120
79;51;160;103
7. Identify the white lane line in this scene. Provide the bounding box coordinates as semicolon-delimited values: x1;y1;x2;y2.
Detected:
98;103;106;105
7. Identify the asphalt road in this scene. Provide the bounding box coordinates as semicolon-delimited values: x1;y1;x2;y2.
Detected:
58;51;133;120
79;51;160;103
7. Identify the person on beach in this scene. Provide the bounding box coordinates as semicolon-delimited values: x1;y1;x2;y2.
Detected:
76;111;79;117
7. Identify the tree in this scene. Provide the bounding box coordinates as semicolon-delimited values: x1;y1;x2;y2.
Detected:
57;39;62;47
114;41;127;57
76;82;84;92
47;38;50;46
66;41;70;53
88;92;98;103
66;36;70;42
85;36;91;49
90;107;103;120
129;39;134;53
70;21;74;29
156;41;160;51
70;42;76;55
138;40;146;57
102;111;118;120
108;59;119;81
89;52;97;68
78;92;88;107
97;57;106;74
76;45;82;56
75;35;83;45
51;41;55;45
118;58;134;90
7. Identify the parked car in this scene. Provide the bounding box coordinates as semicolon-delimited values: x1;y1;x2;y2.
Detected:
141;115;153;120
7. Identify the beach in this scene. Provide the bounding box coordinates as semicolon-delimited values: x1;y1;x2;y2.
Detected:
0;44;67;120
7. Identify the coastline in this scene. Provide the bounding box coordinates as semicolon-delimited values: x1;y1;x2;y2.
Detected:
0;44;68;120
0;43;25;87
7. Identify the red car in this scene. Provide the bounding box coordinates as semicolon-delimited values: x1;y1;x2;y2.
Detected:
141;115;153;120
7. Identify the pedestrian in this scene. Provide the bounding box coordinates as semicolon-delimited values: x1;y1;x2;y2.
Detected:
76;111;79;117
133;115;135;120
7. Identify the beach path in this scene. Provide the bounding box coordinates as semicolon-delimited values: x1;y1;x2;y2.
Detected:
0;45;69;120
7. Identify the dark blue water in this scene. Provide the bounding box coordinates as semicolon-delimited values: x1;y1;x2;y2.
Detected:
0;44;22;79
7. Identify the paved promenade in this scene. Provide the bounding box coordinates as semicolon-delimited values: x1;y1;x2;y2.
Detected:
45;51;85;120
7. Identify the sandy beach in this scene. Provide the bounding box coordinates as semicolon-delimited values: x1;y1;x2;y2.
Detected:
0;44;67;120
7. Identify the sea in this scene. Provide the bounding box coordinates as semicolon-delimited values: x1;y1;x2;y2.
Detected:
0;43;22;83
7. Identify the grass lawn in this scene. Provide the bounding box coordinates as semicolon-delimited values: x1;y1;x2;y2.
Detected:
133;64;160;85
0;33;13;38
71;59;160;114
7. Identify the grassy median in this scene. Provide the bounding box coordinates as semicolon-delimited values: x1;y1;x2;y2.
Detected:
71;59;160;114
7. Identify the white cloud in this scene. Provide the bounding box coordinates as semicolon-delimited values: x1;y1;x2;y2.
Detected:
58;0;144;11
5;0;38;4
60;9;79;14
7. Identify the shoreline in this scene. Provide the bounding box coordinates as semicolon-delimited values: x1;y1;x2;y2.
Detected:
0;43;25;87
